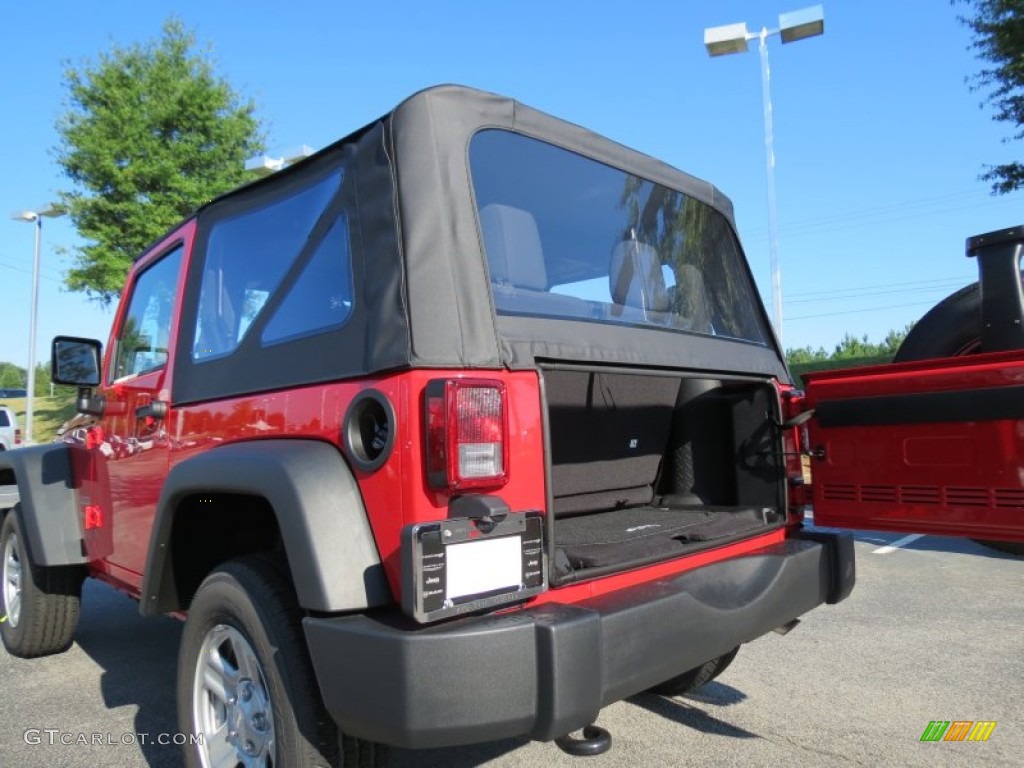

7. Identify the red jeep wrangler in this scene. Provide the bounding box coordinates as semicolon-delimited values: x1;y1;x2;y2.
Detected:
1;85;1021;766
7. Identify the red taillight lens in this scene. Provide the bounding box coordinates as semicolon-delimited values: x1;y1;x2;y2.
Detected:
426;391;448;484
14;428;21;445
425;378;508;490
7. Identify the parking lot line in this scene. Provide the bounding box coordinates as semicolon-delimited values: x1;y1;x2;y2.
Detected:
872;533;925;554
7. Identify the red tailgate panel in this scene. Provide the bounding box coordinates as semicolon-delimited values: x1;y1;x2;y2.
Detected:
804;351;1024;541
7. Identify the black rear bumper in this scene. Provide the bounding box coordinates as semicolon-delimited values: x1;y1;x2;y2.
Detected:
303;531;854;749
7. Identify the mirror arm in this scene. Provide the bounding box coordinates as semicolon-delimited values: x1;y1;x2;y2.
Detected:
76;387;106;417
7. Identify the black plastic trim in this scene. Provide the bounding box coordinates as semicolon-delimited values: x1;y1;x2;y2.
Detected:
141;439;390;615
303;533;849;749
0;445;88;566
342;389;396;472
815;385;1024;429
967;224;1024;352
792;529;856;604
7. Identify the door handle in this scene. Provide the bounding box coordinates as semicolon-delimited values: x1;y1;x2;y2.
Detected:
136;401;169;420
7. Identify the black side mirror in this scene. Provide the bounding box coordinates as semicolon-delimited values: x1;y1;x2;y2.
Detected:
52;336;102;387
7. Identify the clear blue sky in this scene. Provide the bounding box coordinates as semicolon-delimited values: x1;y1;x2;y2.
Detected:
1;0;1021;370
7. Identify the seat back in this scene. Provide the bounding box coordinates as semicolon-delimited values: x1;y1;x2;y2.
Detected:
480;203;590;317
545;369;681;516
480;203;548;290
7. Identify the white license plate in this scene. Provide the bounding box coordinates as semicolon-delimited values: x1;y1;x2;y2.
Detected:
445;535;521;600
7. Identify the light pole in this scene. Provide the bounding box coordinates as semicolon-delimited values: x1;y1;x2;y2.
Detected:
10;204;65;445
704;5;825;345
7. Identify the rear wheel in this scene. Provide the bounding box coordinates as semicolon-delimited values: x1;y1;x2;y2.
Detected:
0;507;83;657
178;555;386;768
648;646;740;696
895;278;1024;556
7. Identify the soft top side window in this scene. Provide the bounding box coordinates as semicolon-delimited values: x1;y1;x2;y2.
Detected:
192;169;344;362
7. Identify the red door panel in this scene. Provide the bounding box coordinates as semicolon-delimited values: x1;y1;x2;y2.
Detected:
804;350;1024;541
83;223;193;588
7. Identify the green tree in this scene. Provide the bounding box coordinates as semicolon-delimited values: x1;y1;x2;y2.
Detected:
957;0;1024;193
0;363;24;390
55;18;265;303
784;325;911;368
880;324;913;356
785;345;830;365
832;333;875;360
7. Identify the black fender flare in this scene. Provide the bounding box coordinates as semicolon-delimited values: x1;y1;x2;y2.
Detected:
0;444;88;566
141;439;391;615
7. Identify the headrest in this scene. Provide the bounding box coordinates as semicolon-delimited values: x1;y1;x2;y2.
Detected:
479;204;548;291
610;240;669;312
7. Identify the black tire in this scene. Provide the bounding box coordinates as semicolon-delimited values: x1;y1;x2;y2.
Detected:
0;507;83;658
648;646;740;696
895;278;1024;557
894;282;987;362
177;554;386;768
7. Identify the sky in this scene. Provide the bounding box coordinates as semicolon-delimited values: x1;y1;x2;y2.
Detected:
1;0;1021;371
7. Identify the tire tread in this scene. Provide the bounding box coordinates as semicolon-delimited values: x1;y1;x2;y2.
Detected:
0;510;82;659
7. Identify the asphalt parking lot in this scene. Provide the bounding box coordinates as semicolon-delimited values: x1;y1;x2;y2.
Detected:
1;522;1020;767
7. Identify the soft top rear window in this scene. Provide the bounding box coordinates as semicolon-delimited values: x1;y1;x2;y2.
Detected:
469;129;768;345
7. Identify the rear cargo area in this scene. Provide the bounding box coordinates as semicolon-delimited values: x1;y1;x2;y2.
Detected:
543;367;785;582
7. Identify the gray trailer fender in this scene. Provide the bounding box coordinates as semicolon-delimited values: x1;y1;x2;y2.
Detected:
0;444;88;566
141;439;390;615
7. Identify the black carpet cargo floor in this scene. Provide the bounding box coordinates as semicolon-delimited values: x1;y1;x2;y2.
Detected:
555;505;780;570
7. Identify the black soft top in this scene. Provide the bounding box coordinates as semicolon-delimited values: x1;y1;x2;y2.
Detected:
177;85;786;404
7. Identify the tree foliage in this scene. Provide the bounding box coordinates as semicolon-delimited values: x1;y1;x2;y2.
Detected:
785;326;912;365
55;18;264;303
957;0;1024;194
0;363;25;390
0;362;75;397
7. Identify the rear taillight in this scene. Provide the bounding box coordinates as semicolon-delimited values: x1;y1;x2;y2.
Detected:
14;428;21;445
425;378;509;490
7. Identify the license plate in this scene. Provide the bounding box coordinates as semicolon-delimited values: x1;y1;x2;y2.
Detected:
445;536;523;599
401;513;545;622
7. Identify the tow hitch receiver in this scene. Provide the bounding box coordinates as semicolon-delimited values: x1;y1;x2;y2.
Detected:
554;724;612;756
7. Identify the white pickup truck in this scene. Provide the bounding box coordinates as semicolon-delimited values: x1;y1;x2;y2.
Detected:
0;405;20;452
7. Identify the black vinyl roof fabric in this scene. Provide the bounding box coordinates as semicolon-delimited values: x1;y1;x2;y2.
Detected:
174;85;788;399
386;85;785;380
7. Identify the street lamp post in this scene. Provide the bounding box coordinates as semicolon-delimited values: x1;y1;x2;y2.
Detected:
10;204;64;445
704;5;825;345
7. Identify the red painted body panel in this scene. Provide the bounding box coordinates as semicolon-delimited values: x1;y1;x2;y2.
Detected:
160;369;546;599
805;350;1024;541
